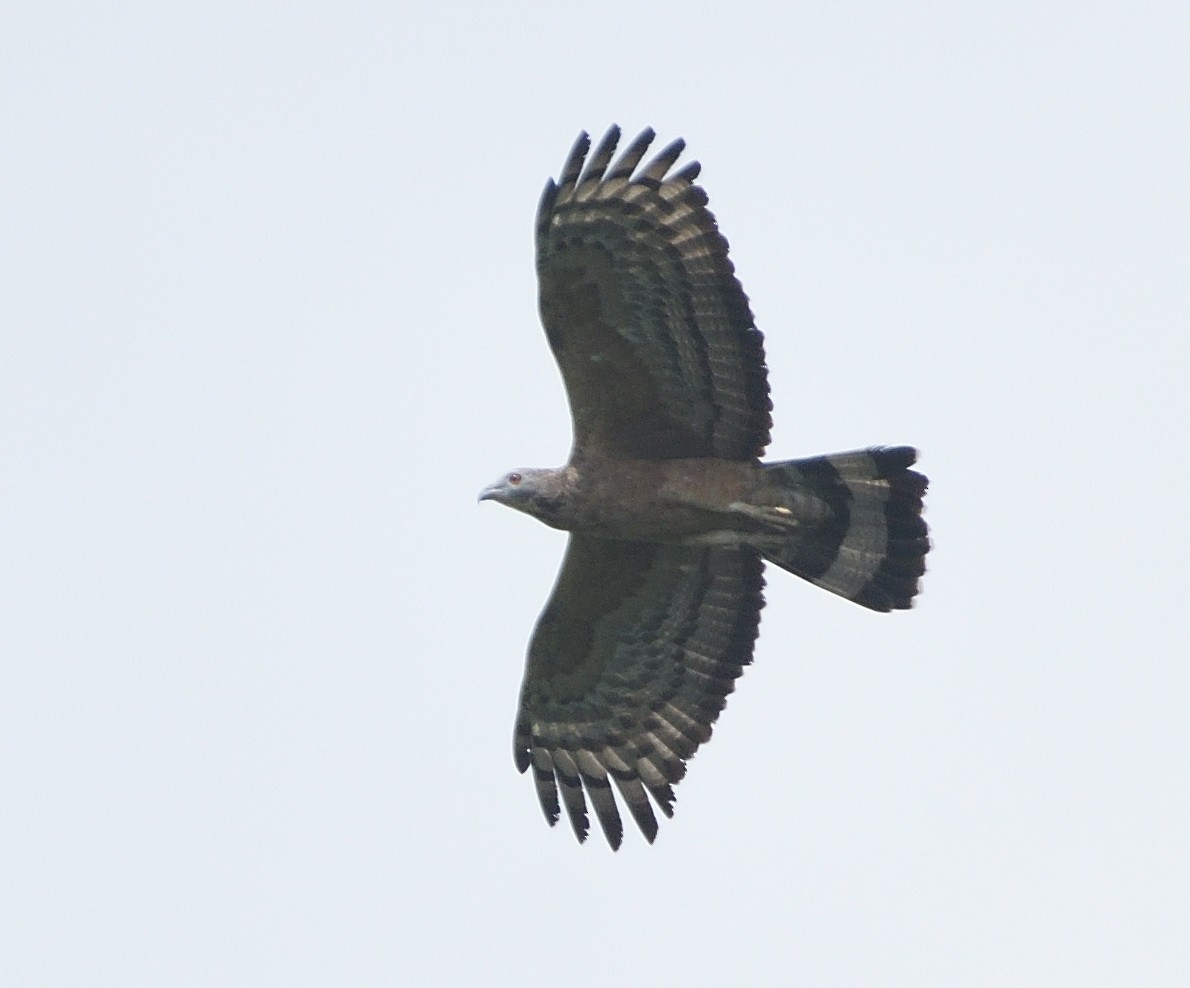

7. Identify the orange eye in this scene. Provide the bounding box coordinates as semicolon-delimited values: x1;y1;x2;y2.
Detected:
508;473;522;485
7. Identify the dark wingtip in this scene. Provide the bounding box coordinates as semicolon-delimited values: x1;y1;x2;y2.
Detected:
513;721;533;773
638;136;687;187
532;761;561;827
556;131;591;199
535;179;559;238
635;125;656;146
606;127;657;182
672;159;702;185
577;126;623;193
597;807;624;851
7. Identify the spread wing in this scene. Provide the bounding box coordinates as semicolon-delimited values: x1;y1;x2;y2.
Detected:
536;126;772;462
514;536;765;848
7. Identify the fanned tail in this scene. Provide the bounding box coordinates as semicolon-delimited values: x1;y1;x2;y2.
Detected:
757;446;929;611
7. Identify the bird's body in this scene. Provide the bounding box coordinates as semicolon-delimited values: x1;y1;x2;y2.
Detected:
486;458;761;540
481;126;930;849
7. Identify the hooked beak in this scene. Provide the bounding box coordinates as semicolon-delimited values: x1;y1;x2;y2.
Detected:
477;481;503;504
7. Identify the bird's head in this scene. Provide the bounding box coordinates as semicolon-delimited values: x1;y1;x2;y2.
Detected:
478;467;570;528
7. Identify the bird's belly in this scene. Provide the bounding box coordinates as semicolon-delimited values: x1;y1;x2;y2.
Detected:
576;500;745;544
568;458;762;542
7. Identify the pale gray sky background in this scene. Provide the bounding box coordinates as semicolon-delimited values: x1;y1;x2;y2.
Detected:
3;2;1188;984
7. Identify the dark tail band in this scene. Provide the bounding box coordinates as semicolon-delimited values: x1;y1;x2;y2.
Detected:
756;446;929;611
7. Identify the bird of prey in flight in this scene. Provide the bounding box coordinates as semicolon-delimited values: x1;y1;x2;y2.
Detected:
480;126;929;849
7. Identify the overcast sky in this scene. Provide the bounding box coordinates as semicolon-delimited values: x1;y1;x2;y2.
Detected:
3;2;1188;984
